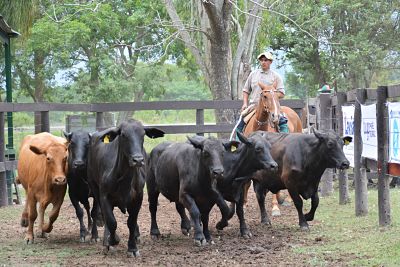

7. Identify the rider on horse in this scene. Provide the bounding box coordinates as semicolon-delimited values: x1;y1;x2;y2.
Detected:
234;51;288;138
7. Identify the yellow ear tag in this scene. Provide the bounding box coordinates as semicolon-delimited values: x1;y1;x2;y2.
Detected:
104;135;110;144
231;145;237;152
344;140;350;146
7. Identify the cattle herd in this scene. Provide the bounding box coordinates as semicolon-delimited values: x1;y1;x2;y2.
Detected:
16;118;351;257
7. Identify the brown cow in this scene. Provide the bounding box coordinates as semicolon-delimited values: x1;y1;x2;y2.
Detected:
17;132;68;244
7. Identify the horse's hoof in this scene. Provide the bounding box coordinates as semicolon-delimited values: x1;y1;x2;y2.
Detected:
25;237;34;245
127;250;140;257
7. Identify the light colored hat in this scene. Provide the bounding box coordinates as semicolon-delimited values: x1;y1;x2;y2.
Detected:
257;51;274;61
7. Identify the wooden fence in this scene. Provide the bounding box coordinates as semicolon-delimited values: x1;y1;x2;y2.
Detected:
0;99;305;206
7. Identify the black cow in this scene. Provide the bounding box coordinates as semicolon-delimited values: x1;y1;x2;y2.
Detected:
147;136;235;246
87;119;164;257
215;131;278;238
63;130;92;242
252;128;351;230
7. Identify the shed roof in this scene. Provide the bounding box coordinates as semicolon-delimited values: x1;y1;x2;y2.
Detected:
0;15;20;38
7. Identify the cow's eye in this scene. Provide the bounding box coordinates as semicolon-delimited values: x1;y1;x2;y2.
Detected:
327;141;334;148
255;146;262;152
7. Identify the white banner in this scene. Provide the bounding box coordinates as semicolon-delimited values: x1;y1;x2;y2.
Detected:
361;103;377;160
388;102;400;163
342;105;355;167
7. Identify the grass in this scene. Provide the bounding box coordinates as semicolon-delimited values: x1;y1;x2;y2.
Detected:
293;188;400;266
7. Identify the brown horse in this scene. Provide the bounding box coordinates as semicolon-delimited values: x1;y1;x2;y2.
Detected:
243;82;302;216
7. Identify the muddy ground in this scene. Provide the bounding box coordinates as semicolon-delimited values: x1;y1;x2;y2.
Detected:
1;188;331;266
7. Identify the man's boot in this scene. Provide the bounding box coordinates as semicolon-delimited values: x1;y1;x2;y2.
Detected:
279;115;289;133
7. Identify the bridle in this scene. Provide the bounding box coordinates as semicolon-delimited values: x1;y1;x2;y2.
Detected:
256;89;280;130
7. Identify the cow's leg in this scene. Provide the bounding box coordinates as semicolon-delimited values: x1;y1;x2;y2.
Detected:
37;201;49;238
253;181;271;225
89;184;101;243
213;189;230;231
42;200;63;234
20;193;29;227
100;196;119;250
243;180;251;205
25;194;38;244
287;189;308;230
200;206;213;244
304;192;319;222
179;192;205;246
126;193;143;257
82;200;92;233
70;195;87;242
175;203;191;236
271;193;281;216
236;190;252;238
148;187;161;239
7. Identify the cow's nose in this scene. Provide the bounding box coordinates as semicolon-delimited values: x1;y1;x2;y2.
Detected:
340;161;350;169
54;176;66;185
211;168;224;177
269;161;278;172
73;160;85;168
129;155;144;167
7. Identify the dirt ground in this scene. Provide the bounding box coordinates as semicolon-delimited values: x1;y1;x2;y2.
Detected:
2;188;321;266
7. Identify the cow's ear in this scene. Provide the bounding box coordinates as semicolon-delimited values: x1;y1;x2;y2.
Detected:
30;145;45;155
100;127;120;143
237;131;251;145
144;127;165;139
343;136;353;145
187;135;205;149
223;140;240;152
63;131;72;141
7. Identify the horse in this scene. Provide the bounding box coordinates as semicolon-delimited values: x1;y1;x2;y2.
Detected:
242;82;303;217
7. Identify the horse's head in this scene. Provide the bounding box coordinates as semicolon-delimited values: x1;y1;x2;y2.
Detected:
258;82;281;124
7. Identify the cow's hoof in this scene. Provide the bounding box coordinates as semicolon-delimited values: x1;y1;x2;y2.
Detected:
181;228;190;236
151;234;160;240
261;218;272;226
281;200;292;207
80;236;86;243
103;245;116;255
25;237;34;245
90;237;100;243
216;220;228;230
37;232;48;238
127;249;140;258
194;239;207;246
271;209;281;217
241;231;252;239
300;225;310;231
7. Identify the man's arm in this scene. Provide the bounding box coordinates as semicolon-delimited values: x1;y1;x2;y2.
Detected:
242;92;249;111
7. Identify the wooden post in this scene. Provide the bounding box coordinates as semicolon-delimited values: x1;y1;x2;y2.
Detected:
336;92;350;204
196;109;204;136
41;111;50;133
34;111;41;134
376;86;391;226
96;112;105;131
317;93;334;196
0;112;7;207
354;88;368;216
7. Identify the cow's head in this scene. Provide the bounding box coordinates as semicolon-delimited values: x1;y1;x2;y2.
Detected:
187;136;227;180
312;128;351;170
63;130;91;170
99;119;164;168
30;142;68;185
242;131;278;172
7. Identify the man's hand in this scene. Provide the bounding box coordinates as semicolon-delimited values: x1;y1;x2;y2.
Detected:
241;103;248;112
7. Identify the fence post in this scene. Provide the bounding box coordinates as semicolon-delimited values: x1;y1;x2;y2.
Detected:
317;93;334;196
0;112;7;207
336;92;350;204
41;111;50;133
354;88;368;216
376;85;391;226
96;112;105;131
196;109;204;136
